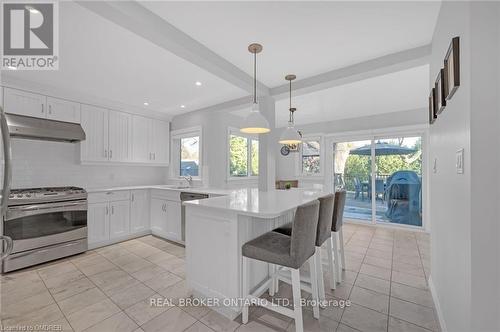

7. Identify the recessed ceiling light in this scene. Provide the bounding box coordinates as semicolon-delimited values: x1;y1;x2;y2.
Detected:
195;81;202;86
7;66;17;70
143;102;149;106
180;105;186;109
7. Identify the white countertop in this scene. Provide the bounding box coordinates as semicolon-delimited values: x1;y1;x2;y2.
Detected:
85;185;229;196
184;187;326;218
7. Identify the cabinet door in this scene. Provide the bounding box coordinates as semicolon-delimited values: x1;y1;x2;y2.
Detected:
80;105;109;162
109;200;130;239
131;115;151;162
165;200;182;241
108;111;132;162
88;202;110;244
130;190;150;233
4;88;46;118
46;97;81;123
150;120;170;164
150;198;167;233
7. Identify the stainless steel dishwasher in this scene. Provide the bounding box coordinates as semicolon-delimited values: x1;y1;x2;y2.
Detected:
180;192;209;241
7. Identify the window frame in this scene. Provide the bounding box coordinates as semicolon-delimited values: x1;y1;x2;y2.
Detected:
297;134;325;178
170;126;203;180
227;127;259;181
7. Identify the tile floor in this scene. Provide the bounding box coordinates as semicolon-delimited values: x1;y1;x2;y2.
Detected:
0;223;437;332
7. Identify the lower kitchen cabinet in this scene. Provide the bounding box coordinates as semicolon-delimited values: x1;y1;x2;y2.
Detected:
130;190;150;233
88;202;110;244
109;200;130;239
150;197;182;242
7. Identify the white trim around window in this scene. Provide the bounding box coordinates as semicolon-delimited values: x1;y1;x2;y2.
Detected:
296;134;325;178
170;126;203;180
227;127;259;181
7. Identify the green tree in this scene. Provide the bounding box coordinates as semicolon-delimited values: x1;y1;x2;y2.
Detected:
229;135;248;176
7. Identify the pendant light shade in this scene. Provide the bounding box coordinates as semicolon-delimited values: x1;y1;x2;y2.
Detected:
240;43;270;134
279;74;302;145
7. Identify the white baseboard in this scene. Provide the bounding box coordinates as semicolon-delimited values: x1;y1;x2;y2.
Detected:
428;275;447;332
88;230;151;250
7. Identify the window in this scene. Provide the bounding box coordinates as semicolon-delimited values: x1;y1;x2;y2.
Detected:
171;127;202;179
180;136;199;177
228;129;259;178
301;138;321;175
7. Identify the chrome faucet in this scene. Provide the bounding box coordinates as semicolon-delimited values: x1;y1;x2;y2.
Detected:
181;175;193;187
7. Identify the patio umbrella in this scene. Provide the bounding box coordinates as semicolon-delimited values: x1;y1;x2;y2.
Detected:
349;141;416;156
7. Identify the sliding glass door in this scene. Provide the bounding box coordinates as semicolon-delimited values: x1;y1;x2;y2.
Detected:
332;135;423;228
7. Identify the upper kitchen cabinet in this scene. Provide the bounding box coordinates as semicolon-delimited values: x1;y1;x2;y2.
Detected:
80;104;109;162
46;97;81;123
131;115;150;162
108;111;132;162
3;88;46;118
150;120;170;165
3;88;81;123
132;115;169;165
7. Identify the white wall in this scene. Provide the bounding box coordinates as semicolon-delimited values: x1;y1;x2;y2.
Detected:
429;2;500;331
10;139;167;189
170;108;258;189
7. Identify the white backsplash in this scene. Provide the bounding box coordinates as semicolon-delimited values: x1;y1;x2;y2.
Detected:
9;139;168;189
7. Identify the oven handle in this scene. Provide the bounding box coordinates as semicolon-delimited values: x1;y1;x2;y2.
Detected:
0;236;13;260
6;200;87;220
0;107;12;221
10;241;82;258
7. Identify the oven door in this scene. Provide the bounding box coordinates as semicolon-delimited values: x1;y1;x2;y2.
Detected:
4;200;87;253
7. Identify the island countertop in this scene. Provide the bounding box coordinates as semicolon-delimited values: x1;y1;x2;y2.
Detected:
183;187;326;218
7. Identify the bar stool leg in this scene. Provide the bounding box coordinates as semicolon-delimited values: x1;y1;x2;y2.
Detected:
291;268;304;332
242;256;250;324
332;232;342;283
326;236;336;290
269;264;275;296
339;228;346;271
308;256;320;319
314;247;326;307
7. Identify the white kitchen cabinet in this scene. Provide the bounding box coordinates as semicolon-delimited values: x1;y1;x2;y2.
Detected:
150;120;170;164
3;88;46;118
88;202;110;244
130;190;150;233
109;200;130;239
150;197;167;234
131;115;150;162
81;105;109;162
46;97;81;123
165;200;182;241
108;111;132;162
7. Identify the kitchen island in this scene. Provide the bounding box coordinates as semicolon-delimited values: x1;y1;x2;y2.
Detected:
183;188;326;319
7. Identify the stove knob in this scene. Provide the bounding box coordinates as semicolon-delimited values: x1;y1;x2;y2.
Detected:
9;194;14;198
26;194;31;198
16;194;22;198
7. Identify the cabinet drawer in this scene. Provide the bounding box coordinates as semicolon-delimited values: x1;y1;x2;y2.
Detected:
151;189;180;202
88;190;131;203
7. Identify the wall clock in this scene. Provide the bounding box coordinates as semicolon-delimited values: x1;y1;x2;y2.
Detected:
280;145;290;156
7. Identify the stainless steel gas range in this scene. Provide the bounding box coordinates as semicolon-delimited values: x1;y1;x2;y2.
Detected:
2;187;88;273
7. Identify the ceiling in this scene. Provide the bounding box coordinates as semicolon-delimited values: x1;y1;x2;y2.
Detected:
142;1;440;87
274;65;430;127
1;1;440;122
2;1;247;115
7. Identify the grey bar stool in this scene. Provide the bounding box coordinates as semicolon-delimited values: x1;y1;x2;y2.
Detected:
273;194;335;301
241;200;321;332
328;190;347;287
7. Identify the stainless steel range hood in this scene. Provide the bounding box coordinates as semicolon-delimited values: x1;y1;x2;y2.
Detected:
6;113;86;143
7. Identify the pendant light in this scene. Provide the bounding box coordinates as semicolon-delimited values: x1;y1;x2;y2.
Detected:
279;74;302;145
240;43;271;134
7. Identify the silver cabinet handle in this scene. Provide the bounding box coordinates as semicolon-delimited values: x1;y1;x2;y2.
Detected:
109;150;113;159
111;205;114;214
153;153;156;160
105;206;109;215
0;236;13;261
48;105;52;115
104;149;108;158
41;104;44;114
131;194;134;202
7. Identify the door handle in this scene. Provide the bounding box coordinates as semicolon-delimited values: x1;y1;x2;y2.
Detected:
0;236;13;261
